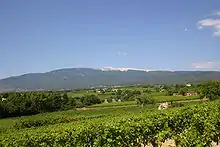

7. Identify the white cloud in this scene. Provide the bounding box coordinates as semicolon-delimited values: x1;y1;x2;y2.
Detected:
198;19;220;27
197;11;220;36
192;61;220;70
116;52;127;56
212;11;220;16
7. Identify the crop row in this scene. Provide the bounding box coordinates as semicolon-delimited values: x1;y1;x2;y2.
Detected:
1;101;220;147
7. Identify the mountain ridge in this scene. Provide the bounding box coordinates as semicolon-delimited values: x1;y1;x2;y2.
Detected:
0;68;220;92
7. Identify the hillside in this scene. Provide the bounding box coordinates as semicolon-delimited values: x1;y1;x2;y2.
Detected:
0;68;220;92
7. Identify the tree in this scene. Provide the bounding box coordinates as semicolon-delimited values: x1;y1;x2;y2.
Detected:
199;80;220;100
166;87;177;96
80;95;101;106
62;93;69;105
116;89;122;96
136;95;155;108
143;88;152;94
178;87;188;96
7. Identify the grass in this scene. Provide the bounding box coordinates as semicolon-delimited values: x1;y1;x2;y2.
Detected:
0;106;153;133
150;92;167;97
66;89;201;110
152;95;200;102
90;95;201;108
90;101;136;108
68;91;116;100
68;90;96;97
0;98;207;137
182;101;205;106
1;100;217;147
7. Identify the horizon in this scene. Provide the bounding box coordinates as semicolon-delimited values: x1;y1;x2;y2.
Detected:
1;66;220;80
1;0;219;79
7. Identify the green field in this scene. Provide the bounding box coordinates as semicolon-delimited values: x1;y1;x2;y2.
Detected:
1;81;219;146
0;100;219;146
68;91;116;100
0;85;214;146
0;106;154;134
149;92;167;97
90;95;201;107
0;98;204;134
68;89;200;101
152;95;200;102
90;101;137;108
68;90;96;97
67;89;201;109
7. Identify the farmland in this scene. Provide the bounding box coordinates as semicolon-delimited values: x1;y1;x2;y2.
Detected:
0;100;219;146
0;81;220;146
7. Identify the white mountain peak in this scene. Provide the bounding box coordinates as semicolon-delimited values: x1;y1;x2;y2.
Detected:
100;67;154;72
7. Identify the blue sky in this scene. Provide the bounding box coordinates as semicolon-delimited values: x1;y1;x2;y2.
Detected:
0;0;220;78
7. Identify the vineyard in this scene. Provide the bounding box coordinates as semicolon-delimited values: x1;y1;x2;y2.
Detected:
1;0;220;145
0;100;220;147
0;81;220;146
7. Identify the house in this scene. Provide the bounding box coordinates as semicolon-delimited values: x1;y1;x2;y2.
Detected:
185;92;198;96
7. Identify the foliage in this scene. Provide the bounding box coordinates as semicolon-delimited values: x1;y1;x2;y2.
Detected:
12;115;104;130
136;95;155;107
152;95;200;103
165;84;199;96
199;80;220;100
170;102;184;108
79;95;101;106
90;101;136;108
116;90;142;101
0;92;101;118
0;101;220;146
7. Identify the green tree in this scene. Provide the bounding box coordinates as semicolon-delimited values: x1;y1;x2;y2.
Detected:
178;87;188;96
143;88;152;94
80;95;101;106
136;95;155;107
199;80;220;100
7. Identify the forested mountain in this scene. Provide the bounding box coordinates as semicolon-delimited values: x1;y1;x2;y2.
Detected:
0;68;220;92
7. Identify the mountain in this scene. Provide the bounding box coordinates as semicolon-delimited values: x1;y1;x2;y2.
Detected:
0;68;220;92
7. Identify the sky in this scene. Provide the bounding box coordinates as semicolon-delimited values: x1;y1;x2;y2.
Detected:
0;0;220;78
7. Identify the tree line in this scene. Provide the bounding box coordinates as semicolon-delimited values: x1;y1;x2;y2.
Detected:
0;92;101;118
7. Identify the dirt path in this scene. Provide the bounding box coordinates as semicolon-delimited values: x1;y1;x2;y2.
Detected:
75;98;209;111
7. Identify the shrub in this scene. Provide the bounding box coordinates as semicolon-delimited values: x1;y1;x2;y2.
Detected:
170;102;184;108
136;95;155;107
